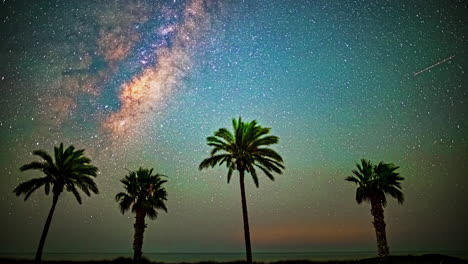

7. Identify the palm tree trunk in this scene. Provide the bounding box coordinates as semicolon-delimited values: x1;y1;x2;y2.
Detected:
370;198;389;257
133;210;147;263
239;170;253;264
35;194;59;263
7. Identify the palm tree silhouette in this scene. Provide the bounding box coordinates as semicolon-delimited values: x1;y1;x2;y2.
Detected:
115;167;168;263
199;117;285;264
13;143;99;262
345;159;404;257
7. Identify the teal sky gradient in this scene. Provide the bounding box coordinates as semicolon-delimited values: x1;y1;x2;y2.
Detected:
0;0;467;254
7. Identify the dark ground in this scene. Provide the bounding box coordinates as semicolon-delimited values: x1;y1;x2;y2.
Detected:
1;254;467;264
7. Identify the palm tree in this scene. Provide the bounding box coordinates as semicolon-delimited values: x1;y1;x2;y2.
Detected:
199;117;285;264
115;167;168;263
345;159;404;258
13;143;99;262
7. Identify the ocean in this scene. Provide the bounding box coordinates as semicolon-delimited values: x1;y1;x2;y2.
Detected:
1;251;467;262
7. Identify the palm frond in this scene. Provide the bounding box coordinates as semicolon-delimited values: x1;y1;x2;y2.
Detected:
199;154;232;170
13;177;50;199
345;176;359;184
209;145;229;156
248;165;259;188
67;184;82;204
32;150;54;165
73;165;98;177
70;149;85;160
73;175;99;195
54;143;64;168
254;148;283;163
355;186;368;204
255;164;275;181
19;161;47;171
227;167;234;183
207;136;227;145
23;184;44;201
116;192;133;214
146;208;158;220
251;135;278;147
214;128;234;144
254;156;284;174
152;198;168;212
386;186;404;204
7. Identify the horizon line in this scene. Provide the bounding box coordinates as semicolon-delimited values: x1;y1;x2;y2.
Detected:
1;250;467;254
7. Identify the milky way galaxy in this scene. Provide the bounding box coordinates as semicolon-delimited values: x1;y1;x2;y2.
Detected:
1;0;467;256
104;0;216;141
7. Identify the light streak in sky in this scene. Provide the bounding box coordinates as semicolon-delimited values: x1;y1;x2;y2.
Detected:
414;55;455;76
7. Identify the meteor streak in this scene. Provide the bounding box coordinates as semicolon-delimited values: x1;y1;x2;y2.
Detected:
414;55;455;76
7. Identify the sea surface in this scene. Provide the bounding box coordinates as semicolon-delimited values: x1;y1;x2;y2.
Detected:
1;251;467;262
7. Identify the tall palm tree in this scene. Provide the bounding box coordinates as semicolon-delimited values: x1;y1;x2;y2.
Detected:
199;117;285;264
345;159;404;258
115;167;168;263
13;143;99;262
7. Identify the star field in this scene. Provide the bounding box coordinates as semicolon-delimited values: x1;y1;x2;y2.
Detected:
0;0;467;254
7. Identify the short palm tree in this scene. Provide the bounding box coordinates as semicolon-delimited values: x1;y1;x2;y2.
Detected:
115;167;168;263
199;117;285;264
345;159;404;257
13;143;99;262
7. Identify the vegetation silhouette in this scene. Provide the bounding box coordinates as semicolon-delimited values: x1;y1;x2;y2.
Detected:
115;167;168;264
13;143;99;263
199;117;285;264
345;159;405;258
1;254;468;263
9;134;416;263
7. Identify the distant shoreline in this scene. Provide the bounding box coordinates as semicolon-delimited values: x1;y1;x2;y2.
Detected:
1;254;468;264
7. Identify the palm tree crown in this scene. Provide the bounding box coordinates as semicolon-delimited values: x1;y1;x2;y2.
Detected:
13;143;98;262
115;167;168;219
345;159;404;207
14;143;99;203
199;117;285;187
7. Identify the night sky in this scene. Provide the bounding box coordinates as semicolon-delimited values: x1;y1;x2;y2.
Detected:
1;0;467;254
